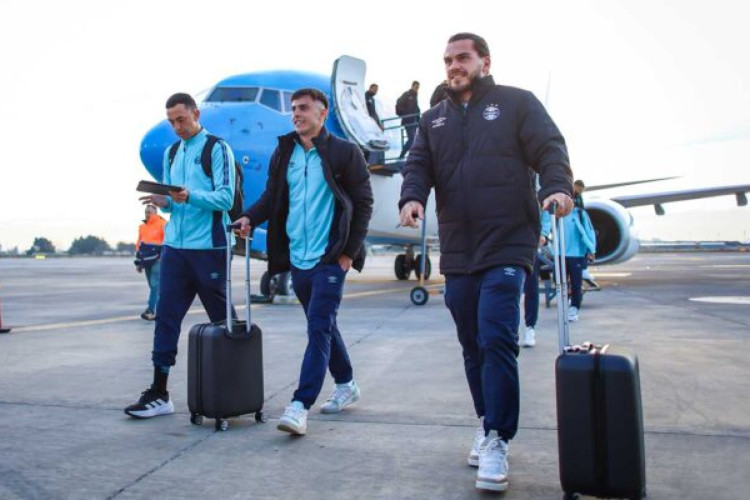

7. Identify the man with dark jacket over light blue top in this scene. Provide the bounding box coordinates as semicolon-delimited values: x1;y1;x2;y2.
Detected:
126;92;236;419
236;88;373;436
399;33;573;492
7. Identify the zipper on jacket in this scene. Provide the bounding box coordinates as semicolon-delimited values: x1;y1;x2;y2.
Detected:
303;155;309;259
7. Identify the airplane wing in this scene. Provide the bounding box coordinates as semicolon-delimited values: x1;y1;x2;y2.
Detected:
610;184;750;210
586;177;678;192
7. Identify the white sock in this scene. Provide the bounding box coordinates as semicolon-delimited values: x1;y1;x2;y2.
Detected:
291;400;305;411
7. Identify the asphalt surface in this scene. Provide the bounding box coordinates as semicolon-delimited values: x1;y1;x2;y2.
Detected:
0;252;749;499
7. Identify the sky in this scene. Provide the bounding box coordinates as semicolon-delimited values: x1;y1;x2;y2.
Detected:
1;0;749;252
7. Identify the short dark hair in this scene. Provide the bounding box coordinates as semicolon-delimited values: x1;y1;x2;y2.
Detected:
165;93;197;110
448;32;490;58
291;88;329;109
574;180;585;188
412;81;420;87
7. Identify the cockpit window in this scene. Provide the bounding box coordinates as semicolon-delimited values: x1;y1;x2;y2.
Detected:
282;91;293;113
259;89;282;112
205;87;259;102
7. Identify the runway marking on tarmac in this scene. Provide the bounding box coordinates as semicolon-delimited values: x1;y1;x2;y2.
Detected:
588;272;632;277
9;287;408;333
700;265;750;269
689;296;750;305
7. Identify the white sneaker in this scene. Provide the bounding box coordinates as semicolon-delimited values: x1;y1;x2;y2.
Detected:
320;381;360;414
277;403;308;435
521;326;536;347
476;437;509;492
468;424;486;467
568;306;579;322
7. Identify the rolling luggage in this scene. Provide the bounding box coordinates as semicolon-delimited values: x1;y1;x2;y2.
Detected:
549;205;646;500
187;228;264;431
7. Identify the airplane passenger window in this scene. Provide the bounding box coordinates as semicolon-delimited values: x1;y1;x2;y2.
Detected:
205;87;259;102
282;91;293;113
259;89;281;112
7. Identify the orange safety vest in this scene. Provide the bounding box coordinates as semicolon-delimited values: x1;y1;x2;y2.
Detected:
136;214;167;250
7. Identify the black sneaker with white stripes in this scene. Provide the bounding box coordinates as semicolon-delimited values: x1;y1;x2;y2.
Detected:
124;388;174;419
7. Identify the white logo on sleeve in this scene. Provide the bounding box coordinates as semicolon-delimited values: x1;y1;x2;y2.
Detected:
483;104;500;121
431;117;446;129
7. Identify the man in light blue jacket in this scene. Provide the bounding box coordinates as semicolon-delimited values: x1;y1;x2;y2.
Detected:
563;182;596;322
125;92;236;419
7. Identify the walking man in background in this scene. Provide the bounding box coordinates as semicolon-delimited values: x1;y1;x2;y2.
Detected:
135;204;166;321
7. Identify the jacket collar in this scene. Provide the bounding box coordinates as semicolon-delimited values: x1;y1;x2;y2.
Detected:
447;75;495;107
279;127;330;149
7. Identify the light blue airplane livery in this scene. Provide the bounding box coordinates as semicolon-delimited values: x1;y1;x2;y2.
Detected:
140;56;750;295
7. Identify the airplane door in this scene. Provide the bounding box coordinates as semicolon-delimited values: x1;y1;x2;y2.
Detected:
331;56;389;152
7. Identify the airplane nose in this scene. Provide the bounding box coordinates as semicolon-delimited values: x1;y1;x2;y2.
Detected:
139;120;176;181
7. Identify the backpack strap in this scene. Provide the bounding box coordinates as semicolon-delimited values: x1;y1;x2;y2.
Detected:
168;141;180;167
201;134;220;183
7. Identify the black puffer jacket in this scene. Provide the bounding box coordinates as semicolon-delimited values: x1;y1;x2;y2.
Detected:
399;75;572;274
244;128;374;275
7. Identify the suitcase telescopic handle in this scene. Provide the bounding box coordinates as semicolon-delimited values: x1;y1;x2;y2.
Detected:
547;203;571;354
225;223;252;335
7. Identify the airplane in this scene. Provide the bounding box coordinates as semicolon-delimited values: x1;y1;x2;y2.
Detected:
139;55;750;296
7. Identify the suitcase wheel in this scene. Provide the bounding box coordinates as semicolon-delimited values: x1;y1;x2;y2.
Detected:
215;419;229;431
255;411;266;423
190;413;203;426
410;286;429;306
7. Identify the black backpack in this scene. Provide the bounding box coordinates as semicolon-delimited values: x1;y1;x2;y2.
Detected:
168;135;244;221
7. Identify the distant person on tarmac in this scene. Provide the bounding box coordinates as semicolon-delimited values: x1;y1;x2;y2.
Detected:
135;204;166;321
398;33;573;493
125;92;236;420
521;209;551;347
235;88;373;436
396;81;420;158
564;179;597;321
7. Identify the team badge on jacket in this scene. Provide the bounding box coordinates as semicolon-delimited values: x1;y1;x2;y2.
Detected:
483;104;500;121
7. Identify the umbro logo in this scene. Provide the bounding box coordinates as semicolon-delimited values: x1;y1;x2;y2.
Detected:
503;267;516;276
209;272;219;280
328;275;338;284
431;117;446;129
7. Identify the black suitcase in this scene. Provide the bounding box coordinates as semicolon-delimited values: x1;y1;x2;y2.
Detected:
187;230;264;431
548;205;646;500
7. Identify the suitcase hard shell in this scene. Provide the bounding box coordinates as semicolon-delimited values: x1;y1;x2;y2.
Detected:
556;344;646;499
187;230;264;430
548;205;646;499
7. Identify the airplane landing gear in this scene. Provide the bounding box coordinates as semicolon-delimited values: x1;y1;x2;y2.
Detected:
260;271;293;297
394;254;411;280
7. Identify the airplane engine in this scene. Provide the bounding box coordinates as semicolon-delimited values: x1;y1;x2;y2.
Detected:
584;199;640;265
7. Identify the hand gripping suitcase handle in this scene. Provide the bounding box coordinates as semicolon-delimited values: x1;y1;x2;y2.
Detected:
547;203;571;354
225;223;252;335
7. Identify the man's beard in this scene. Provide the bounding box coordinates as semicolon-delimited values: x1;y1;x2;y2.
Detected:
446;67;483;97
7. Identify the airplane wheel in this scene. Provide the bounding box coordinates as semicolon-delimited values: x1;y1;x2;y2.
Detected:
410;286;429;306
272;271;293;296
414;255;431;280
260;271;272;297
394;254;411;280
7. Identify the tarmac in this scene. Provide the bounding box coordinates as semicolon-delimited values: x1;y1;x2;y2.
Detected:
0;252;749;499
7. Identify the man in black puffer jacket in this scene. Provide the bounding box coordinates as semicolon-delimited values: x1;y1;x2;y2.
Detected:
236;88;373;437
399;33;573;493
